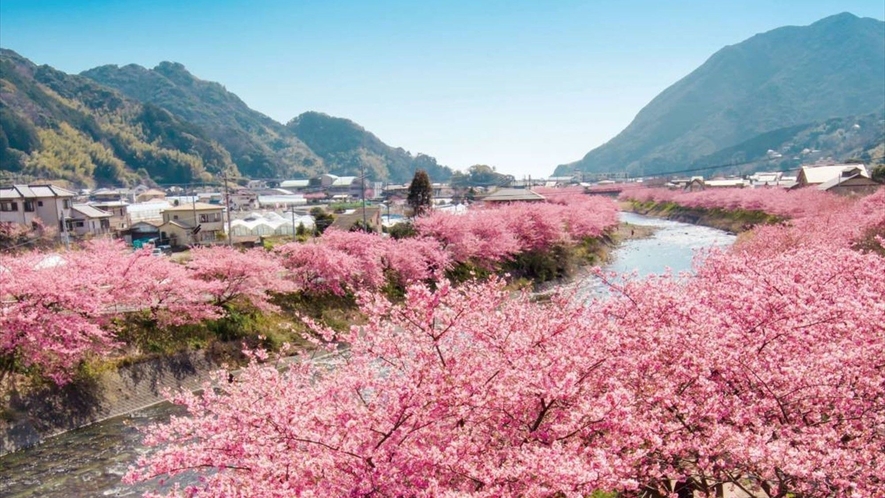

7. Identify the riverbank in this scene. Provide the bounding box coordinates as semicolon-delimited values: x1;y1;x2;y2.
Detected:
0;348;231;455
620;200;781;233
0;213;739;496
1;230;631;456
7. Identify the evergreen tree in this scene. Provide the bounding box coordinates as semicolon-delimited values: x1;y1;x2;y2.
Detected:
407;169;433;217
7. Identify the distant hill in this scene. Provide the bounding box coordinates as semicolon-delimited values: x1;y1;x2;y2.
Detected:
0;49;453;187
690;111;885;173
0;49;235;187
82;63;452;184
287;112;453;183
81;62;322;179
556;13;885;178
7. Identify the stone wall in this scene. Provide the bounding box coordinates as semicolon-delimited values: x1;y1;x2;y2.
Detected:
1;349;226;455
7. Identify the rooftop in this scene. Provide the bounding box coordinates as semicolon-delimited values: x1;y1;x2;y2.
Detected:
0;184;76;199
483;188;546;203
163;202;222;212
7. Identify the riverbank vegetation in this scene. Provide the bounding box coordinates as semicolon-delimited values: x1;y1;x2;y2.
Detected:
618;186;851;232
124;188;885;497
0;189;619;393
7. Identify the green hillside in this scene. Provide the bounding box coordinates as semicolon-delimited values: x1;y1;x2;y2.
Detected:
286;112;453;183
556;13;885;177
82;64;452;184
81;62;322;179
0;49;236;187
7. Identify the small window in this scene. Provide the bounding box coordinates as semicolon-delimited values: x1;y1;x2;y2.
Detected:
173;215;179;220
199;214;209;223
24;200;35;212
37;201;44;207
63;200;70;209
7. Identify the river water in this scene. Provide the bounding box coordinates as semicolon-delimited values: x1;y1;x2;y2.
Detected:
0;213;735;497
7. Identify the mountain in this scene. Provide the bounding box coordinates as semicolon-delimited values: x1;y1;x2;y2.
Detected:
0;49;236;187
287;112;453;183
689;111;885;173
82;63;452;184
556;13;885;177
0;49;453;187
81;62;322;179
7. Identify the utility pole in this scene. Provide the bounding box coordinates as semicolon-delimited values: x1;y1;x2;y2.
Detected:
360;162;367;231
223;172;233;246
190;183;199;245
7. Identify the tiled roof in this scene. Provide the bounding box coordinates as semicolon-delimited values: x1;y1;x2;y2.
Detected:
483;188;546;202
71;204;112;218
0;184;76;199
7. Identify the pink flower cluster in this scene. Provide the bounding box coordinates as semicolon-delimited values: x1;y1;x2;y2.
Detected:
127;189;885;497
619;185;849;219
276;229;450;296
0;242;291;384
415;189;619;264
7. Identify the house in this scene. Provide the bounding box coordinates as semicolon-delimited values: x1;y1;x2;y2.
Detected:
68;204;112;236
90;187;131;203
159;202;225;247
482;188;546;203
794;164;870;188
319;174;364;197
704;178;747;188
0;184;75;232
329;206;382;233
228;189;259;211
816;168;880;196
135;188;167;203
122;221;162;247
280;179;310;193
90;200;129;231
683;178;707;192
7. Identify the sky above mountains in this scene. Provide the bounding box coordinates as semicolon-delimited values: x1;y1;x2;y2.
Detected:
1;0;883;178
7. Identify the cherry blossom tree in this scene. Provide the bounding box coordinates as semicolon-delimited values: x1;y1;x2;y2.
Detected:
188;246;295;313
0;244;120;385
127;188;884;497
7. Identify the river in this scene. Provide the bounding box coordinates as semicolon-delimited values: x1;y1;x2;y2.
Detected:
0;213;735;497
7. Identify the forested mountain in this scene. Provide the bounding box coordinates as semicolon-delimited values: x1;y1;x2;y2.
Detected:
287;112;453;182
82;63;452;184
689;111;885;172
0;50;452;187
556;13;885;177
81;62;322;179
0;49;235;187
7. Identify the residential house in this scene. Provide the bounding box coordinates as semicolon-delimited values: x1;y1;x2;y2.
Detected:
135;188;167;203
90;187;131;203
228;189;259;211
159;202;225;247
704;178;747;188
330;206;382;233
816;168;880;196
794;164;870;188
280;179;310;193
482;188;546;203
0;184;75;232
91;200;129;231
68;204;112;237
319;174;363;197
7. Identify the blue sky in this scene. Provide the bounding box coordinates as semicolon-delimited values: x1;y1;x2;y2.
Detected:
1;0;883;177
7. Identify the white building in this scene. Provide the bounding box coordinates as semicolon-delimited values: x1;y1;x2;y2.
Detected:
0;184;75;232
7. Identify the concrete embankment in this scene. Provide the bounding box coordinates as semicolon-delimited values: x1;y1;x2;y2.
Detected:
1;349;225;455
